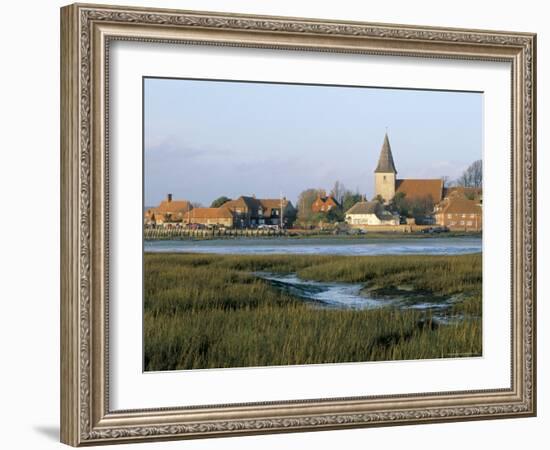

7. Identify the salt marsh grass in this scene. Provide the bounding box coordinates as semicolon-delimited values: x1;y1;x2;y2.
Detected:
144;253;481;371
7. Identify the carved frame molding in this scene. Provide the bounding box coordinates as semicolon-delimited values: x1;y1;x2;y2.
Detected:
60;3;536;446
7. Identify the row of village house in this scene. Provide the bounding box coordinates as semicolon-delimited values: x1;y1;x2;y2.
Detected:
145;186;482;231
145;194;295;229
145;133;482;231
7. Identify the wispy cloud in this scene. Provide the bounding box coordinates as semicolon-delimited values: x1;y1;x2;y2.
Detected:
145;136;233;162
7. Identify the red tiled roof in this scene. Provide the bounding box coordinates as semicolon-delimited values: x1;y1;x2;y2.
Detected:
442;197;481;215
395;179;443;203
184;207;233;220
147;199;192;215
311;195;339;212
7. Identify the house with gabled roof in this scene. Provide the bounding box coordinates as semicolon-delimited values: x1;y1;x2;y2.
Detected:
311;192;340;213
145;194;193;225
223;195;296;228
183;206;234;228
345;201;399;226
435;196;482;231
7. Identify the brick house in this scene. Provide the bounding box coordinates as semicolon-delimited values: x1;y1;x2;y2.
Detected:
144;194;192;226
183;207;234;228
311;193;340;213
223;196;296;228
435;196;482;231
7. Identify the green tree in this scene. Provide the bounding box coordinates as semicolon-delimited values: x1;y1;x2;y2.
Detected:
391;193;434;220
296;188;324;222
310;212;328;226
391;191;408;216
326;207;344;223
342;191;363;212
409;196;435;220
210;196;231;208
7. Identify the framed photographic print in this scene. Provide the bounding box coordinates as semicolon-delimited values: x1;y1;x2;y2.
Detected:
60;3;537;446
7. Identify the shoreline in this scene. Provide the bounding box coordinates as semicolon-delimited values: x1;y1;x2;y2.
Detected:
144;230;482;242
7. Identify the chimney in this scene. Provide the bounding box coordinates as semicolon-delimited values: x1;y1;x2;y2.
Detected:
167;193;172;202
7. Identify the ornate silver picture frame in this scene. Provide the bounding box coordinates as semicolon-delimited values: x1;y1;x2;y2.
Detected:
60;3;536;446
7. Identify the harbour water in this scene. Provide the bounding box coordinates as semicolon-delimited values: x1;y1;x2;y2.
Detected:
144;236;481;256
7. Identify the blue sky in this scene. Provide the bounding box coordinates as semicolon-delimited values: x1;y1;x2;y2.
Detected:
144;78;482;207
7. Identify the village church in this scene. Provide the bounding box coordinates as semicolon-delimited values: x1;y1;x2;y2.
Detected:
344;133;445;228
374;133;444;205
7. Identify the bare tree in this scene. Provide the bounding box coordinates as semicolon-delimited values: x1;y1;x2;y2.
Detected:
456;160;482;188
330;180;346;205
469;160;482;188
456;172;468;187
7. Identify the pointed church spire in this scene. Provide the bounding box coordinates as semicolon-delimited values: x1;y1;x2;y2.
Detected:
374;133;397;174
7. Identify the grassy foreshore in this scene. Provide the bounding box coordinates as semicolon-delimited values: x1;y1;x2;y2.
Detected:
144;253;482;371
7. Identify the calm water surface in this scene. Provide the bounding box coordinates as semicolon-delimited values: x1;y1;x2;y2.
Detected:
144;236;481;256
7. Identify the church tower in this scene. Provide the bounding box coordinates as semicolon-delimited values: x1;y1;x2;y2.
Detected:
374;133;397;203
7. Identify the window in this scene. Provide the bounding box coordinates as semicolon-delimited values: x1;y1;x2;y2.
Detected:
460;221;465;225
447;214;452;219
462;214;466;218
467;221;472;226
